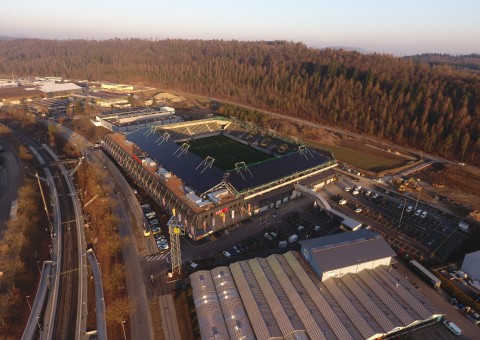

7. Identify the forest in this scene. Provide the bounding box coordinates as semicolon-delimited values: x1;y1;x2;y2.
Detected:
1;39;479;164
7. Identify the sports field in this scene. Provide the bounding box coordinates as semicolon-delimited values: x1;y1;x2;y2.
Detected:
186;135;272;171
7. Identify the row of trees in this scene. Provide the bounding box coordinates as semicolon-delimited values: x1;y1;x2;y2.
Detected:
0;175;45;339
1;39;479;163
73;159;129;337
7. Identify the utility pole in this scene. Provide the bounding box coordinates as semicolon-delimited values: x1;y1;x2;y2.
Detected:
168;214;185;275
36;171;51;225
414;186;422;211
398;199;406;230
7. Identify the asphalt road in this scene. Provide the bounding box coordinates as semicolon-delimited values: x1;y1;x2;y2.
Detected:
53;124;154;340
0;137;22;238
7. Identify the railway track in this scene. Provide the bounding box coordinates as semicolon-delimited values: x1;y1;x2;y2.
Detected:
50;169;79;340
12;126;85;340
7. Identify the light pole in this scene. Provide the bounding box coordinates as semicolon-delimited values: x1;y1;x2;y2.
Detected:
121;320;127;340
26;295;32;311
413;186;422;211
36;316;42;337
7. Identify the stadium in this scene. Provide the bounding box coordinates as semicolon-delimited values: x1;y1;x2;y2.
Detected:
103;117;337;240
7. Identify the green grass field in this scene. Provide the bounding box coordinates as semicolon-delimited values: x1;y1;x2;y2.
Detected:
186;135;272;171
306;140;409;172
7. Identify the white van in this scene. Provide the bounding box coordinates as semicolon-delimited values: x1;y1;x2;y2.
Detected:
443;320;461;336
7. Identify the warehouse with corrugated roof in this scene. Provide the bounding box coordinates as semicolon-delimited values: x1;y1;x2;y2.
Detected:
190;233;443;340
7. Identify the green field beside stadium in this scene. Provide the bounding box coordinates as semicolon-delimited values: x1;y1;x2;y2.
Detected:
186;135;272;171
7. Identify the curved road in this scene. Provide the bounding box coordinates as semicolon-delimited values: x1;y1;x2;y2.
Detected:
0;137;22;238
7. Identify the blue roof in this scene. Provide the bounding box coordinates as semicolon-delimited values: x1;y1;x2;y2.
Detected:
127;128;225;194
226;149;331;193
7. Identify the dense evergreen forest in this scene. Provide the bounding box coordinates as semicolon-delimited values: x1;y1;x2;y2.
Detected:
1;39;479;164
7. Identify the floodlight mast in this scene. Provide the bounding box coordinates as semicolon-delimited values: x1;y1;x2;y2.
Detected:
168;214;185;275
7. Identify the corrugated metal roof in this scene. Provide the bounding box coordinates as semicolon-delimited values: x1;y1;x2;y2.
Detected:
190;270;230;339
189;251;442;340
211;267;255;340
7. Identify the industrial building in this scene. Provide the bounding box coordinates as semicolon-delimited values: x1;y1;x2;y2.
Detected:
0;86;43;105
299;230;396;280
190;232;443;340
102;117;337;240
100;82;134;91
462;250;480;280
26;98;69;116
92;107;181;132
38;82;83;98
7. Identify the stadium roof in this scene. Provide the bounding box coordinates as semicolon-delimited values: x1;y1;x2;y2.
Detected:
126;127;334;195
300;230;396;274
226;149;332;193
126;128;224;194
190;251;442;340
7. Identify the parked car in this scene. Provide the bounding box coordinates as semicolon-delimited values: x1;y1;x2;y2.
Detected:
365;190;371;196
415;209;422;216
232;245;241;254
406;205;413;213
421;211;427;218
352;190;359;195
223;251;232;258
339;199;347;205
355;208;362;213
372;193;379;199
344;187;351;192
297;225;305;231
313;225;321;231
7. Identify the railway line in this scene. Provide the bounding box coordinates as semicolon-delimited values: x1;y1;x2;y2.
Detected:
50;167;79;340
13;127;86;340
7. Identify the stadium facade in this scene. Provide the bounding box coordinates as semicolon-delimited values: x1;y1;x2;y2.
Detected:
103;117;337;240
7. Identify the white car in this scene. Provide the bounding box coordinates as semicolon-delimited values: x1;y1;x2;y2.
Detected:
365;190;371;196
339;199;347;205
355;208;362;213
354;185;362;191
313;225;321;231
421;211;427;218
352;190;359;195
415;209;422;216
223;251;232;258
372;193;379;199
406;206;413;213
297;225;305;231
344;187;351;192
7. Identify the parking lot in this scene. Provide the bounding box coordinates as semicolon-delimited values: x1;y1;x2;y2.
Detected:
332;178;468;262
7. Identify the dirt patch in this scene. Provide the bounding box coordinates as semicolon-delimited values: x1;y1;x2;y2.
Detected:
416;164;480;213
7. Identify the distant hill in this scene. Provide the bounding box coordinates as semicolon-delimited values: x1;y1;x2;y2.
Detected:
407;53;480;74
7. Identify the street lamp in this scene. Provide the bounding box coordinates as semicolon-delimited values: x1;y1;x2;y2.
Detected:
26;295;32;311
121;320;127;340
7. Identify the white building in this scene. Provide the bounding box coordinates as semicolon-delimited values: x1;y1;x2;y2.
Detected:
462;250;480;280
300;229;396;281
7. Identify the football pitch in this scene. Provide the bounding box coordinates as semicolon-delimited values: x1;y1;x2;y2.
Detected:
186;135;272;171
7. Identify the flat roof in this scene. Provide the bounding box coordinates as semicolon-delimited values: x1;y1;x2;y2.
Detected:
300;230;397;273
190;251;442;340
39;82;81;93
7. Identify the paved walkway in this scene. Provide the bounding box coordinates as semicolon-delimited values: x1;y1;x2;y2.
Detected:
158;294;181;340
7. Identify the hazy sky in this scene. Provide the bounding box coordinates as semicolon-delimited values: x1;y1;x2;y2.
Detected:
2;0;479;55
